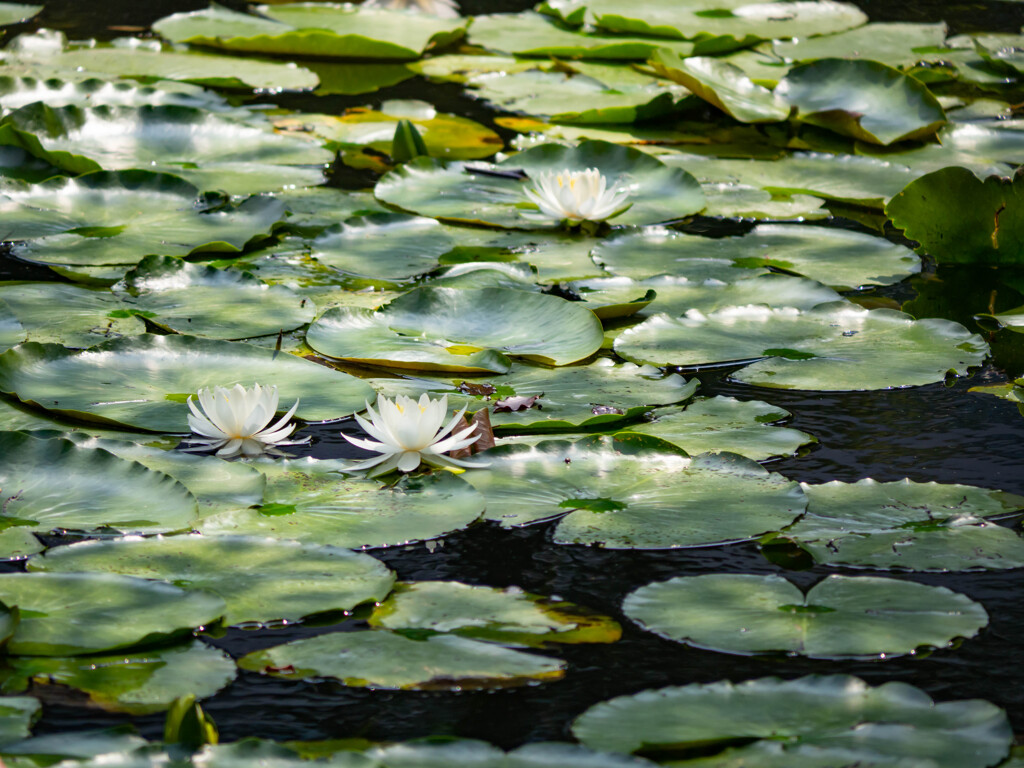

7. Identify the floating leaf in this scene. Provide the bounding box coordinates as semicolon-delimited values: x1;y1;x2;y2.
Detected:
31;535;395;627
0;74;242;113
238;630;564;689
0;572;225;655
0;640;235;715
0;431;197;534
624;573;987;658
311;214;455;280
0;282;143;348
0;335;376;431
369;581;621;647
776;58;946;145
365;739;661;767
773;22;948;68
0;3;38;25
0;697;39;746
199;466;484;549
572;675;1012;768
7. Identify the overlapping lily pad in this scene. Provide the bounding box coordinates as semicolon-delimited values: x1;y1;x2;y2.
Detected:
0;640;235;714
462;436;806;546
0;104;332;175
154;3;466;60
0;283;143;347
30;535;395;626
372;358;698;431
592;224;920;290
369;581;621;647
0;431;198;534
572;675;1012;767
238;630;564;689
308;287;603;369
311;214;456;280
0;571;225;655
199;465;484;549
620;396;815;460
0;335;376;430
616;302;988;391
375;140;705;228
776;58;947;145
776;479;1024;570
116;256;314;340
624;573;987;658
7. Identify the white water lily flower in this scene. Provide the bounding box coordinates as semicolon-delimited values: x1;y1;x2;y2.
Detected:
523;167;631;223
185;383;306;458
340;393;489;475
363;0;460;17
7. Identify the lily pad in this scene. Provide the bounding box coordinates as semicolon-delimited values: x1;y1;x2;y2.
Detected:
778;478;1024;571
886;166;1024;265
615;302;988;391
592;224;920;290
31;535;395;627
238;630;564;689
773;22;949;68
0;302;25;353
0;640;235;715
0;571;225;656
311;215;456;280
0;728;149;762
0;697;39;746
461;436;806;546
375;140;705;229
624;573;987;659
0;282;143;348
0;335;376;431
0;75;242;113
154;4;465;60
199;466;484;549
467;12;696;60
0;528;42;561
776;58;946;145
0;103;332;175
372;358;698;432
572;675;1012;768
116;256;314;340
365;739;659;768
620;396;815;460
308;287;603;368
0;431;198;534
650;50;789;123
368;581;621;647
0;3;38;25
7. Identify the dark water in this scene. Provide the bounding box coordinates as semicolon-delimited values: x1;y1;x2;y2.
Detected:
7;0;1024;751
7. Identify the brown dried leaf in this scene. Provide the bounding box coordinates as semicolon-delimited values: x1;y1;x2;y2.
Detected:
458;381;497;397
494;394;542;413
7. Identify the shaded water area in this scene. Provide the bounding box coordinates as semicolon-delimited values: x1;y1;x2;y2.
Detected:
5;0;1024;752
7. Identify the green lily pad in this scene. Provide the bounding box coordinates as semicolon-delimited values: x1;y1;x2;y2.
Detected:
1;171;287;267
467;69;688;125
701;182;827;220
650;50;789;123
309;61;415;95
365;739;659;768
620;396;815;461
462;437;805;545
375;140;705;228
616;302;988;391
0;697;39;746
0;727;149;762
169;163;326;198
311;215;455;280
199;467;484;549
0;103;331;175
572;675;1012;767
773;22;949;68
886;166;1024;265
777;478;1024;571
624;573;987;659
0;571;225;656
592;224;919;290
368;581;621;647
2;33;319;90
0;3;38;25
0;282;143;348
0;528;42;561
0;640;235;715
372;358;698;432
544;0;867;44
776;58;946;145
0;335;376;431
467;12;696;60
0;302;25;353
0;431;197;534
116;256;314;340
981;304;1024;332
155;3;466;60
63;435;265;517
274;102;501;162
309;287;603;369
0;74;241;113
31;535;395;627
238;630;564;689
